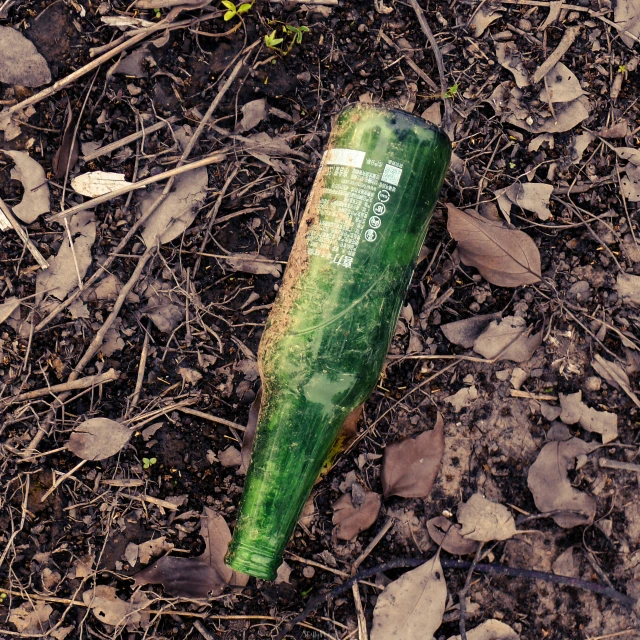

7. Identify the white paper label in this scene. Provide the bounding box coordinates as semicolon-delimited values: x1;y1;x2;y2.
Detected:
325;148;366;168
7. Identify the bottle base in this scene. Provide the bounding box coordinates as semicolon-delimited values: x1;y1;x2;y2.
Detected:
225;541;280;581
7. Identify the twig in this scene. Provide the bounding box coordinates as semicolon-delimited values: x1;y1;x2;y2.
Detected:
5;22;173;116
39;459;87;503
351;517;395;574
175;406;246;431
532;26;580;83
0;368;119;409
129;321;151;413
275;556;636;639
459;544;483;640
407;0;452;130
599;458;640;473
81;116;179;161
48;152;228;223
0;197;49;269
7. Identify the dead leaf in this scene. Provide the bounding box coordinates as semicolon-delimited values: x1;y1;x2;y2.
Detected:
552;546;578;578
527;437;598;528
440;313;501;348
113;45;149;78
426;516;479;555
321;403;363;476
539;63;584;104
506;96;590;134
614;0;640;48
275;561;292;584
133;555;221;598
67;417;132;461
445;386;478;412
381;414;445;498
370;554;446;640
0;296;20;325
495;42;530;88
457;494;517;542
235;98;268;133
592;354;640;409
36;210;96;302
82;585;147;629
200;506;248;587
569;132;594;164
241;387;261;474
559;391;618;444
446;205;541;287
138;536;173;564
219;446;242;467
332;489;381;541
447;619;520;640
140;166;208;246
53;101;80;180
81;273;140;304
133;506;247;597
599;120;629;138
3;150;50;223
9;602;52;634
224;253;283;278
473;316;542;363
71;171;132;197
0;26;51;87
178;366;202;386
472;6;502;37
496;182;553;222
139;282;184;333
616;272;640;306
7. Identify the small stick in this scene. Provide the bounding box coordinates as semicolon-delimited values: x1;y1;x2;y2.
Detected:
39;459;87;502
459;544;483;640
48;152;228;223
407;0;452;130
351;517;395;574
510;390;559;401
532;26;580;83
599;458;640;473
129;322;151;413
81;117;179;162
0;368;119;409
175;406;246;431
6;23;170;116
0;197;49;269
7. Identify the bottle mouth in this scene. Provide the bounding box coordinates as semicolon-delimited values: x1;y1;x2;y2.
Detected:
225;540;280;581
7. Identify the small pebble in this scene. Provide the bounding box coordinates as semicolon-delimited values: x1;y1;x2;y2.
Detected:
584;376;601;391
303;567;315;578
518;18;532;30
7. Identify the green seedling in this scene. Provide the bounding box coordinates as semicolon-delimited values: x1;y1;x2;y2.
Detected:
265;24;310;54
142;457;157;469
265;29;284;48
221;0;252;21
0;592;6;603
618;64;627;74
444;83;459;99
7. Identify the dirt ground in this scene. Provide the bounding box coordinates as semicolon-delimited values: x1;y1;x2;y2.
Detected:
1;0;640;639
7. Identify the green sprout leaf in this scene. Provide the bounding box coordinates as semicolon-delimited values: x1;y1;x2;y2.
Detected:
142;457;157;469
224;10;235;20
221;0;236;9
237;3;252;14
265;30;284;48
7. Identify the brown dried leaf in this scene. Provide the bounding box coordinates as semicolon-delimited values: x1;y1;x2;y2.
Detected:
495;42;530;88
133;506;247;597
496;182;553;222
332;490;381;541
592;354;640;409
472;316;542;363
370;554;446;640
9;602;52;634
381;413;445;498
235;98;268;133
67;417;132;461
440;313;501;348
133;555;221;598
559;390;618;443
0;26;51;87
426;516;479;555
224;253;283;278
446;205;541;287
471;6;502;37
616;272;640;307
527;438;598;528
241;387;261;474
448;619;520;640
52;102;79;180
3;150;50;223
540;63;584;104
457;494;517;542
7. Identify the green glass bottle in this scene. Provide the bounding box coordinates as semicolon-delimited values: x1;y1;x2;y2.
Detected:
225;104;451;579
